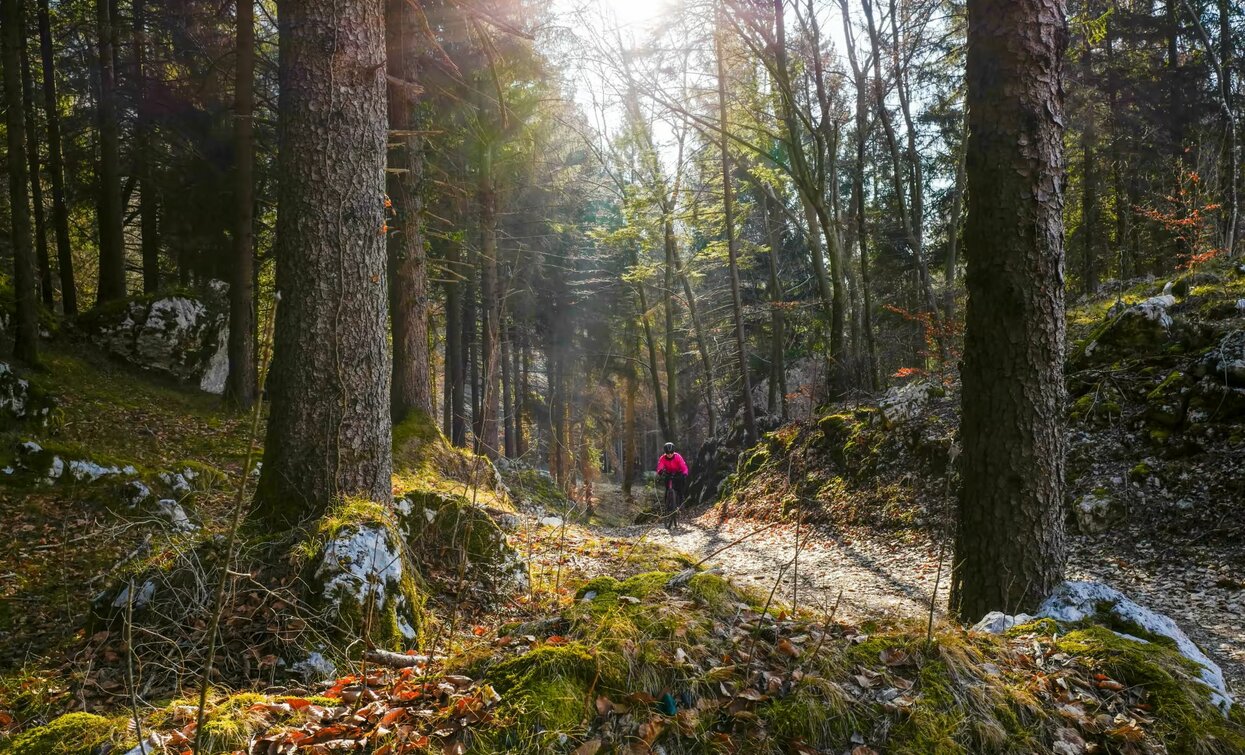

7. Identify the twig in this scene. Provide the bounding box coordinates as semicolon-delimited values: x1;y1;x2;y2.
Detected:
193;295;279;755
125;577;146;753
363;649;431;669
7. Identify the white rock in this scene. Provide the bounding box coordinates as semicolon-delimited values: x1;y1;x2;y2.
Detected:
155;499;196;531
1038;580;1233;714
970;611;1034;634
198;323;230;395
111;580;156;610
123;481;153;506
540;516;564;527
291;651;336;682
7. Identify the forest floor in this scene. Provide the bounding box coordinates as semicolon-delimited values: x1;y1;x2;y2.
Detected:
582;482;1245;696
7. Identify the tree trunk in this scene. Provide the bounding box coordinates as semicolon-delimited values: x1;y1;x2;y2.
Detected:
94;0;125;304
670;243;716;437
501;324;514;457
622;346;637;497
18;26;53;308
1079;22;1100;295
945;127;967;322
225;0;257;407
386;0;433;424
759;190;787;419
637;276;669;440
478;144;501;458
661;219;678;441
4;0;39;364
37;0;74;316
716;23;756;445
840;0;880;390
445;233;466;445
952;0;1069;621
134;0;159;295
254;0;392;527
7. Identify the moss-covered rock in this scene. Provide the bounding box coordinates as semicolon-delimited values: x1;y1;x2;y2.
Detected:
1145;369;1192;428
74;284;230;394
0;713;124;755
0;363;55;431
302;499;429;651
396;490;528;592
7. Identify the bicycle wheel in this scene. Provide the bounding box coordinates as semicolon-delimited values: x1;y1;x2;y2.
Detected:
665;488;677;531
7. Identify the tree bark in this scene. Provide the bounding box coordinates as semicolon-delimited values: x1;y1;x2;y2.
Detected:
759;189;787;419
225;0;257;407
94;0;125;304
716;22;756;446
952;0;1069;621
18;24;53;308
4;0;39;363
36;0;74;315
386;0;433;424
477;144;501;457
133;0;159;295
444;232;466;445
255;0;392;527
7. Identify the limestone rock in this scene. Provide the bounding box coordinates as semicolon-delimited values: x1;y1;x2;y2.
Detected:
81;282;230;393
0;362;54;428
1038;580;1233;714
1072;490;1122;534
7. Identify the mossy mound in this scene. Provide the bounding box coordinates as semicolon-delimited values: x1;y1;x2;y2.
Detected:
392;411;511;511
713;398;954;531
397;489;528;591
0;713;125;755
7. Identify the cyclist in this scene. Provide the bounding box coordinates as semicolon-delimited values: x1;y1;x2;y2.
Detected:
655;442;689;530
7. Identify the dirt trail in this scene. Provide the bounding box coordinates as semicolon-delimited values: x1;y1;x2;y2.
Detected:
584;482;1245;695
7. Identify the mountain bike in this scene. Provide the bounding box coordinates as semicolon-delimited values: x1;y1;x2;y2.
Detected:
658;471;681;532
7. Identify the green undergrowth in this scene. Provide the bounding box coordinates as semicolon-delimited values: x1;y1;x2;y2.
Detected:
7;562;1243;754
0;712;127;755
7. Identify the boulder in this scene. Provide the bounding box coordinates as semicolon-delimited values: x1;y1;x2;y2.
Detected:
309;507;426;649
1197;330;1245;387
1038;581;1233;714
0;362;54;428
80;281;230;393
878;380;940;426
1072;489;1123;533
396;490;528;592
1078;294;1177;365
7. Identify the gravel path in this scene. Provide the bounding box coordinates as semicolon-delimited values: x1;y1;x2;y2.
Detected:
589;483;1245;696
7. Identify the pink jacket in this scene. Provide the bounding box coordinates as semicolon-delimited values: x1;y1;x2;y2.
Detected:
656;452;689;476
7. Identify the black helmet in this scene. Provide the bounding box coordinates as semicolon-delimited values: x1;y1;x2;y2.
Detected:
664;442;675;453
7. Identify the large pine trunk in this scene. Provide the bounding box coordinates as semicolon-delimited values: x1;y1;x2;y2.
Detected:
386;0;432;424
255;0;392;527
37;0;75;316
3;0;39;364
93;0;125;304
952;0;1069;621
225;0;257;407
477;148;501;458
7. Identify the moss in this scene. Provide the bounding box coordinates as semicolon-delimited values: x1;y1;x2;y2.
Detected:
195;692;272;754
297;498;430;651
759;676;854;745
1131;461;1153;478
0;713;124;755
1054;626;1245;752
